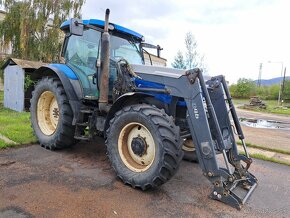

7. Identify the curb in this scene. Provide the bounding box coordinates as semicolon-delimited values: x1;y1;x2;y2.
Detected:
238;145;290;166
0;134;17;145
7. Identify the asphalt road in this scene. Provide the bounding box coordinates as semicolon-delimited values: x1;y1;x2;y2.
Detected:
0;140;289;218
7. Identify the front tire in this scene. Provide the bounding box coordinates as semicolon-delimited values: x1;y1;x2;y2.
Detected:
30;77;77;150
106;104;183;190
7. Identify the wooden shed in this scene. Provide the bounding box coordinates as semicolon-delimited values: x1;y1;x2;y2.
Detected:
2;58;44;112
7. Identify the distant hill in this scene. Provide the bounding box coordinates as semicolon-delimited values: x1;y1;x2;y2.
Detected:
255;76;290;86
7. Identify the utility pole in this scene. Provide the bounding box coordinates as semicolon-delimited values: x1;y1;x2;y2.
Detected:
268;61;284;106
257;63;262;87
281;67;287;105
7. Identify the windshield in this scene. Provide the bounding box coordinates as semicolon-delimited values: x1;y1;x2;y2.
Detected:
110;35;143;64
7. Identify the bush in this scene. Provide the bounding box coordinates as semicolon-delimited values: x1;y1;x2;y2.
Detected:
283;80;290;100
230;78;256;98
229;77;286;101
0;59;5;80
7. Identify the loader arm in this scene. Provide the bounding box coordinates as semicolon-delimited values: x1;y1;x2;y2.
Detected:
136;68;257;209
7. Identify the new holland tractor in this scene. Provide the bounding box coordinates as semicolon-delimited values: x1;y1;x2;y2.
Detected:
29;9;257;209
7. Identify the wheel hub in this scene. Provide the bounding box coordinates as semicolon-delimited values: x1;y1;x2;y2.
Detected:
118;122;156;172
37;91;59;136
131;137;147;157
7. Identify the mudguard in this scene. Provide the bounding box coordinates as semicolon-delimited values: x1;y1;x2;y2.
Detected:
104;92;161;136
33;64;82;124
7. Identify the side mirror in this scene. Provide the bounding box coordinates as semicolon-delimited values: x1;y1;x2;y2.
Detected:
70;18;83;36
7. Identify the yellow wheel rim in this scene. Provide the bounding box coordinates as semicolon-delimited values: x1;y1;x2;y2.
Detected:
118;122;156;172
182;139;196;152
37;91;59;135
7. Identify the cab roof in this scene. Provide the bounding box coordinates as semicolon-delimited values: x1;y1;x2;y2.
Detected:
60;19;143;41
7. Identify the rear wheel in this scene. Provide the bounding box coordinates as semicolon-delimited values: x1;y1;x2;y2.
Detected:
182;139;198;162
106;104;183;190
30;77;77;150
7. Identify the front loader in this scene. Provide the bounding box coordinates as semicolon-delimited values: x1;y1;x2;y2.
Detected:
28;9;257;209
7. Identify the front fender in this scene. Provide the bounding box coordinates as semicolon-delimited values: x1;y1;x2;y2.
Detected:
104;92;156;137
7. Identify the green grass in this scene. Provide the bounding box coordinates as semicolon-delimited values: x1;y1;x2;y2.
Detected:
0;139;17;149
249;153;290;167
239;151;290;167
0;91;36;148
237;141;290;155
233;98;290;115
0;139;8;148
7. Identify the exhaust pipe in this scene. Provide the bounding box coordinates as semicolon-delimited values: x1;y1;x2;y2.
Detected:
99;8;111;113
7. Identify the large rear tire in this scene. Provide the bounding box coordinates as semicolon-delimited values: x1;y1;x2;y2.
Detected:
30;77;77;150
106;104;183;190
182;139;198;162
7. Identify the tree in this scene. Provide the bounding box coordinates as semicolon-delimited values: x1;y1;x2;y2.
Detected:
0;0;85;62
184;32;206;70
185;32;197;69
230;78;256;98
172;31;206;72
171;50;186;69
283;80;290;100
268;84;279;100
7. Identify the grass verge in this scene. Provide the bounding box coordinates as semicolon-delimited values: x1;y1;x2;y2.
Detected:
0;139;18;149
237;141;290;155
249;153;290;167
0;91;37;148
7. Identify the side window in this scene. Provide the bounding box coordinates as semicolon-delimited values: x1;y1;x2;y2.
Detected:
65;29;101;73
64;29;102;98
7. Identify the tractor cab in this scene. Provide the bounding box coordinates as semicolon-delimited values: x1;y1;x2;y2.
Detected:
60;19;145;99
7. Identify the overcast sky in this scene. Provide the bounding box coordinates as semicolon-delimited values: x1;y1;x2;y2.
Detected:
81;0;289;83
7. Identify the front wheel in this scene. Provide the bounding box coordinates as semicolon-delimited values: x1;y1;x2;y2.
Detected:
106;104;183;190
30;77;77;150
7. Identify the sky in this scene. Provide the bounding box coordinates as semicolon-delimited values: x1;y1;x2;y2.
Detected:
81;0;289;84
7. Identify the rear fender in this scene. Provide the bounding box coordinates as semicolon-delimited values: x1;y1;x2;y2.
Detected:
32;65;82;124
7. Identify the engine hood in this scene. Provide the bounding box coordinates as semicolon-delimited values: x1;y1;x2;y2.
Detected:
131;64;211;81
131;64;186;79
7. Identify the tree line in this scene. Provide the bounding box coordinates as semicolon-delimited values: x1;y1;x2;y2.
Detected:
0;0;85;63
229;78;290;101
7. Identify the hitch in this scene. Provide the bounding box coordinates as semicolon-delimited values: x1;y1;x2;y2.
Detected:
185;69;258;209
209;154;257;209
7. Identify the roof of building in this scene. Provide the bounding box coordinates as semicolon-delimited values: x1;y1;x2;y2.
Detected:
1;58;45;70
61;19;143;41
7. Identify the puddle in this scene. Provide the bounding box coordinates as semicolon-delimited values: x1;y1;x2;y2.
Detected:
239;118;290;130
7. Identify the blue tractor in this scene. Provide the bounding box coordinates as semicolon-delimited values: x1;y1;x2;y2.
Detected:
29;9;257;209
